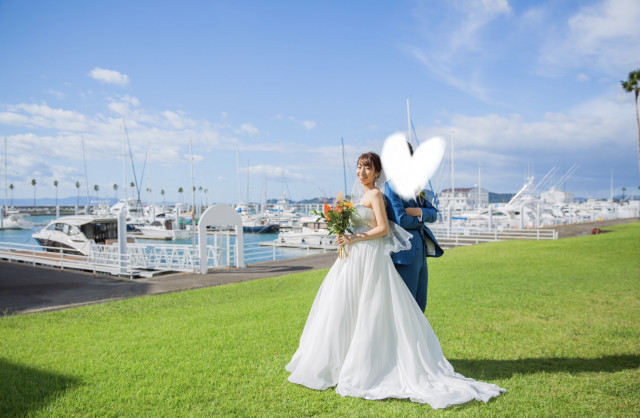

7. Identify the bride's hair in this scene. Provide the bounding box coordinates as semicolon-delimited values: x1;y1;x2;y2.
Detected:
357;152;382;175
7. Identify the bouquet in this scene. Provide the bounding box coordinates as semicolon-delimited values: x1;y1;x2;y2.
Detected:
312;191;356;258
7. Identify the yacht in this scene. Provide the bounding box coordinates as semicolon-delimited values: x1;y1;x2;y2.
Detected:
0;210;34;230
32;215;128;256
276;218;333;246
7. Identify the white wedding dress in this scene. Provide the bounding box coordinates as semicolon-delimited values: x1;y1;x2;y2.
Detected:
286;205;505;409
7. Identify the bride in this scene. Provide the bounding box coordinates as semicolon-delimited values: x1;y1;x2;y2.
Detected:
285;152;505;409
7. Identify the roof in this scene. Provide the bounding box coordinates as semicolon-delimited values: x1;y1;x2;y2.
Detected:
47;215;118;227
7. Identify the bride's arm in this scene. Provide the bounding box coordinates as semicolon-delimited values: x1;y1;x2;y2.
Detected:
338;189;389;246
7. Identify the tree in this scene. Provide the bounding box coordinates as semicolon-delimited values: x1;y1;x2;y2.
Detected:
75;181;80;207
130;181;135;198
9;184;14;207
113;183;118;201
621;69;640;177
161;189;165;206
53;180;59;207
94;184;99;201
178;187;184;204
31;178;37;206
622;187;627;201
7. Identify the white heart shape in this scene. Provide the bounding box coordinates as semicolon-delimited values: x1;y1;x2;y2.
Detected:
381;132;446;200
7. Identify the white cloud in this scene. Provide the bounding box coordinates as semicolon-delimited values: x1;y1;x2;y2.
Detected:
239;122;259;136
107;95;140;115
245;164;311;181
404;0;511;101
0;111;29;125
46;89;66;99
577;73;590;82
412;85;637;194
1;102;89;131
163;110;197;130
88;67;130;86
301;120;316;130
538;0;640;75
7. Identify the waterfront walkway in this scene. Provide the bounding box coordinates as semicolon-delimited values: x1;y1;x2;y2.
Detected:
0;252;336;316
2;217;637;316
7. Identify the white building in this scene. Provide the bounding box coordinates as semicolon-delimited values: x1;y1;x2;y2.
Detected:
541;187;573;204
438;187;489;210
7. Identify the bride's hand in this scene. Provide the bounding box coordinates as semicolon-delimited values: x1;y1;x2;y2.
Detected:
337;234;354;246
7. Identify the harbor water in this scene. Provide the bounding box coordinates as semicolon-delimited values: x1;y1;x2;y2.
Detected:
0;215;325;265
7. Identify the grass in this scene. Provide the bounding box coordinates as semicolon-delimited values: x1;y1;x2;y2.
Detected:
1;222;639;416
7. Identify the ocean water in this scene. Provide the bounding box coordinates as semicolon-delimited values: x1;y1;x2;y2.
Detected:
0;215;323;264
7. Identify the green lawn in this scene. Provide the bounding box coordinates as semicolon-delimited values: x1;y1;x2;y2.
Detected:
1;222;639;416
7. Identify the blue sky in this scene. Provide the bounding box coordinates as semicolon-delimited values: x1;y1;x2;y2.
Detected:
1;0;639;204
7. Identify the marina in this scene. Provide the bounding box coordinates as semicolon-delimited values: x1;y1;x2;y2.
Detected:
1;193;638;279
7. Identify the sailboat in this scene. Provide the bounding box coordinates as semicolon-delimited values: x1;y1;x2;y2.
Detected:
1;138;34;230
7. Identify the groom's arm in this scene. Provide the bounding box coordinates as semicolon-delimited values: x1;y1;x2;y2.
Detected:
384;183;422;230
418;199;438;224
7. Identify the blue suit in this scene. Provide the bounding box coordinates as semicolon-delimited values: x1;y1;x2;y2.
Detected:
384;182;443;312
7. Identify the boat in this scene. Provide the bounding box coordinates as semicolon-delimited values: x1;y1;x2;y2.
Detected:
1;210;34;230
242;214;280;233
275;218;333;247
1;138;34;230
32;215;130;256
131;215;190;240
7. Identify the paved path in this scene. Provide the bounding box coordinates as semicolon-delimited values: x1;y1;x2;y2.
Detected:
0;252;336;316
550;217;639;238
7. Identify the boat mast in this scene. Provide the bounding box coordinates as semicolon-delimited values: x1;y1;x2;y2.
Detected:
190;140;196;249
451;129;455;211
341;137;347;194
235;145;242;205
81;135;91;210
146;142;151;207
406;98;412;145
610;169;613;202
4;138;7;213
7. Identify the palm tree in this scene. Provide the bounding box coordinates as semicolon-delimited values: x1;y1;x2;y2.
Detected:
178;187;184;204
94;184;99;201
53;180;59;207
160;189;165;206
622;187;627;201
621;69;640;176
75;181;80;207
9;184;14;207
31;178;36;206
130;181;135;198
113;183;118;202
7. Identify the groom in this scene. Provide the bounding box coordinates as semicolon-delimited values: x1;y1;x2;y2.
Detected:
384;148;443;312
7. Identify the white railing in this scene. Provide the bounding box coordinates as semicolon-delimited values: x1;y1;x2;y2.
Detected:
0;241;232;277
430;226;557;247
244;240;332;264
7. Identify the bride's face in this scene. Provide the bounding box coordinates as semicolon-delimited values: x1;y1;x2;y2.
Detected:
357;162;379;187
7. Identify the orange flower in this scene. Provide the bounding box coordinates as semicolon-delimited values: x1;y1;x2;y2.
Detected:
344;201;354;209
323;201;331;218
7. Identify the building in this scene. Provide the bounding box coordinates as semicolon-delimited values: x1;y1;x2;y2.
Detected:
438;187;489;210
540;187;573;204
